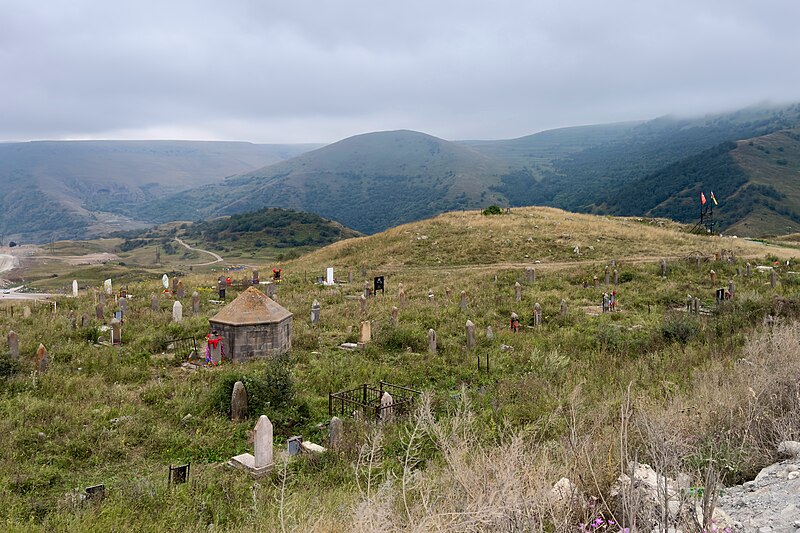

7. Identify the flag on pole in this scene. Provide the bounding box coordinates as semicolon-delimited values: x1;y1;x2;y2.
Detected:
701;192;707;205
710;191;718;205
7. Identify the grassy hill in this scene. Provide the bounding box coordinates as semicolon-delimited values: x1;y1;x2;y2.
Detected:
0;140;321;243
2;207;800;530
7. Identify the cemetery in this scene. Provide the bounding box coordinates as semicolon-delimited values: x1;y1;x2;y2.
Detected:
1;207;800;530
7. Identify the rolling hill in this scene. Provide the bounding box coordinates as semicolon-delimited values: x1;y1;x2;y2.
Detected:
0;140;321;243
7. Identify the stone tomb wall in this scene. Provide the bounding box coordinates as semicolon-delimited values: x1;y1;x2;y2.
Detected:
210;318;292;362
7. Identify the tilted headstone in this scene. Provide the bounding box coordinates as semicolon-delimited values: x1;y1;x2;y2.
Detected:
486;326;494;340
172;301;182;323
7;331;18;359
710;270;717;284
110;318;122;345
231;381;248;421
359;321;371;344
329;416;343;451
460;290;468;311
81;313;90;327
72;280;78;298
36;343;48;373
390;306;399;326
311;300;321;324
560;299;568;317
771;269;777;288
427;329;437;354
380;392;394;423
533;303;542;326
526;267;535;283
95;303;104;319
514;282;522;301
150;294;158;311
192;292;200;314
254;415;274;468
359;294;368;315
465;320;476;350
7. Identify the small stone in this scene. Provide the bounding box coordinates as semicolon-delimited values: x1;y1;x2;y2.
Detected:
789;471;800;480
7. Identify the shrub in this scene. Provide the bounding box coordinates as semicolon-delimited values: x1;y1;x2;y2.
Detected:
660;314;700;343
482;205;503;216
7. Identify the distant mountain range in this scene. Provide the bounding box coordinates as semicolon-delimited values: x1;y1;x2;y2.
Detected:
5;102;800;242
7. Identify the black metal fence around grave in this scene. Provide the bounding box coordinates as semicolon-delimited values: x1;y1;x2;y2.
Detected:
167;337;199;359
329;381;421;421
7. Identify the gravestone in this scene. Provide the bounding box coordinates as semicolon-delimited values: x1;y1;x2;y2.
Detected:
737;266;742;277
605;265;610;285
398;289;406;308
613;269;619;285
119;297;127;314
72;280;78;298
380;392;394;423
427;288;434;301
311;300;321;324
150;295;158;311
329;416;343;451
36;343;48;373
172;277;178;293
390;306;399;326
560;299;568;316
265;283;275;298
110;318;121;345
660;259;667;277
8;331;18;359
348;269;353;284
230;415;274;475
611;259;616;268
510;312;520;332
168;464;190;486
696;254;701;271
359;321;371;344
771;269;777;288
533;303;542;326
69;311;77;330
460;291;468;311
287;436;302;456
465;320;476;350
729;280;735;300
363;281;370;298
192;292;200;314
514;282;522;301
602;293;609;313
95;303;104;319
162;274;169;290
445;287;452;300
710;270;717;284
427;329;437;354
104;279;112;295
252;270;259;284
231;381;248;421
359;294;368;315
486;326;494;340
593;276;599;288
373;276;384;295
23;306;31;319
397;282;404;297
172;301;183;323
693;297;700;314
527;267;536;283
81;313;90;327
746;262;751;277
360;265;367;278
176;281;185;299
99;292;106;306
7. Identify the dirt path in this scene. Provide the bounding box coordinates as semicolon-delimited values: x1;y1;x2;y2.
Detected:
175;238;224;266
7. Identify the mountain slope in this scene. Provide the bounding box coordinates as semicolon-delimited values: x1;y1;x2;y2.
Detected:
0;140;321;242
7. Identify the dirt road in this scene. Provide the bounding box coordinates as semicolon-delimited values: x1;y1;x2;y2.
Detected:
175;238;223;266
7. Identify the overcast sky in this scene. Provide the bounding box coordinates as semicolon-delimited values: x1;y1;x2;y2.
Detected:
2;0;799;144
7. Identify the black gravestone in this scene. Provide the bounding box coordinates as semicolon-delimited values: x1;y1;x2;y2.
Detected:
168;463;190;485
373;276;385;295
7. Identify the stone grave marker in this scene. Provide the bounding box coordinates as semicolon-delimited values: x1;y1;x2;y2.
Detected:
696;254;701;271
737;266;742;277
611;259;616;268
72;280;78;298
397;282;404;297
693;297;700;314
8;331;18;359
168;464;190;486
533;303;542;326
359;294;368;315
746;262;751;277
380;392;394;423
390;306;399;326
465;320;476;350
363;280;370;298
311;300;321;324
81;313;90;327
427;329;437;354
613;269;619;285
427;288;434;302
515;282;522;301
729;280;735;300
348;268;353;283
110;318;122;345
36;343;48;373
265;283;275;298
486;326;494;340
119;297;127;314
361;265;367;278
95;303;104;319
460;290;468;311
398;288;406;308
359;321;371;344
172;301;183;323
710;270;717;284
560;299;568;316
287;436;302;456
771;269;777;288
176;281;185;299
162;274;169;290
605;265;610;285
593;276;599;288
526;267;535;283
229;415;274;476
150;294;158;311
23;306;31;319
660;259;667;277
172;277;179;293
192;292;200;314
445;287;452;300
231;381;248;421
99;292;106;306
329;416;343;451
69;311;77;330
104;278;112;295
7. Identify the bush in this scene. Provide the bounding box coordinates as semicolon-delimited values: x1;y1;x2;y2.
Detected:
209;359;295;418
660;314;700;343
482;205;503;216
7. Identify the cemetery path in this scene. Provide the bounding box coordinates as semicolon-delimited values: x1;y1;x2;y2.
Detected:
175;238;223;266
